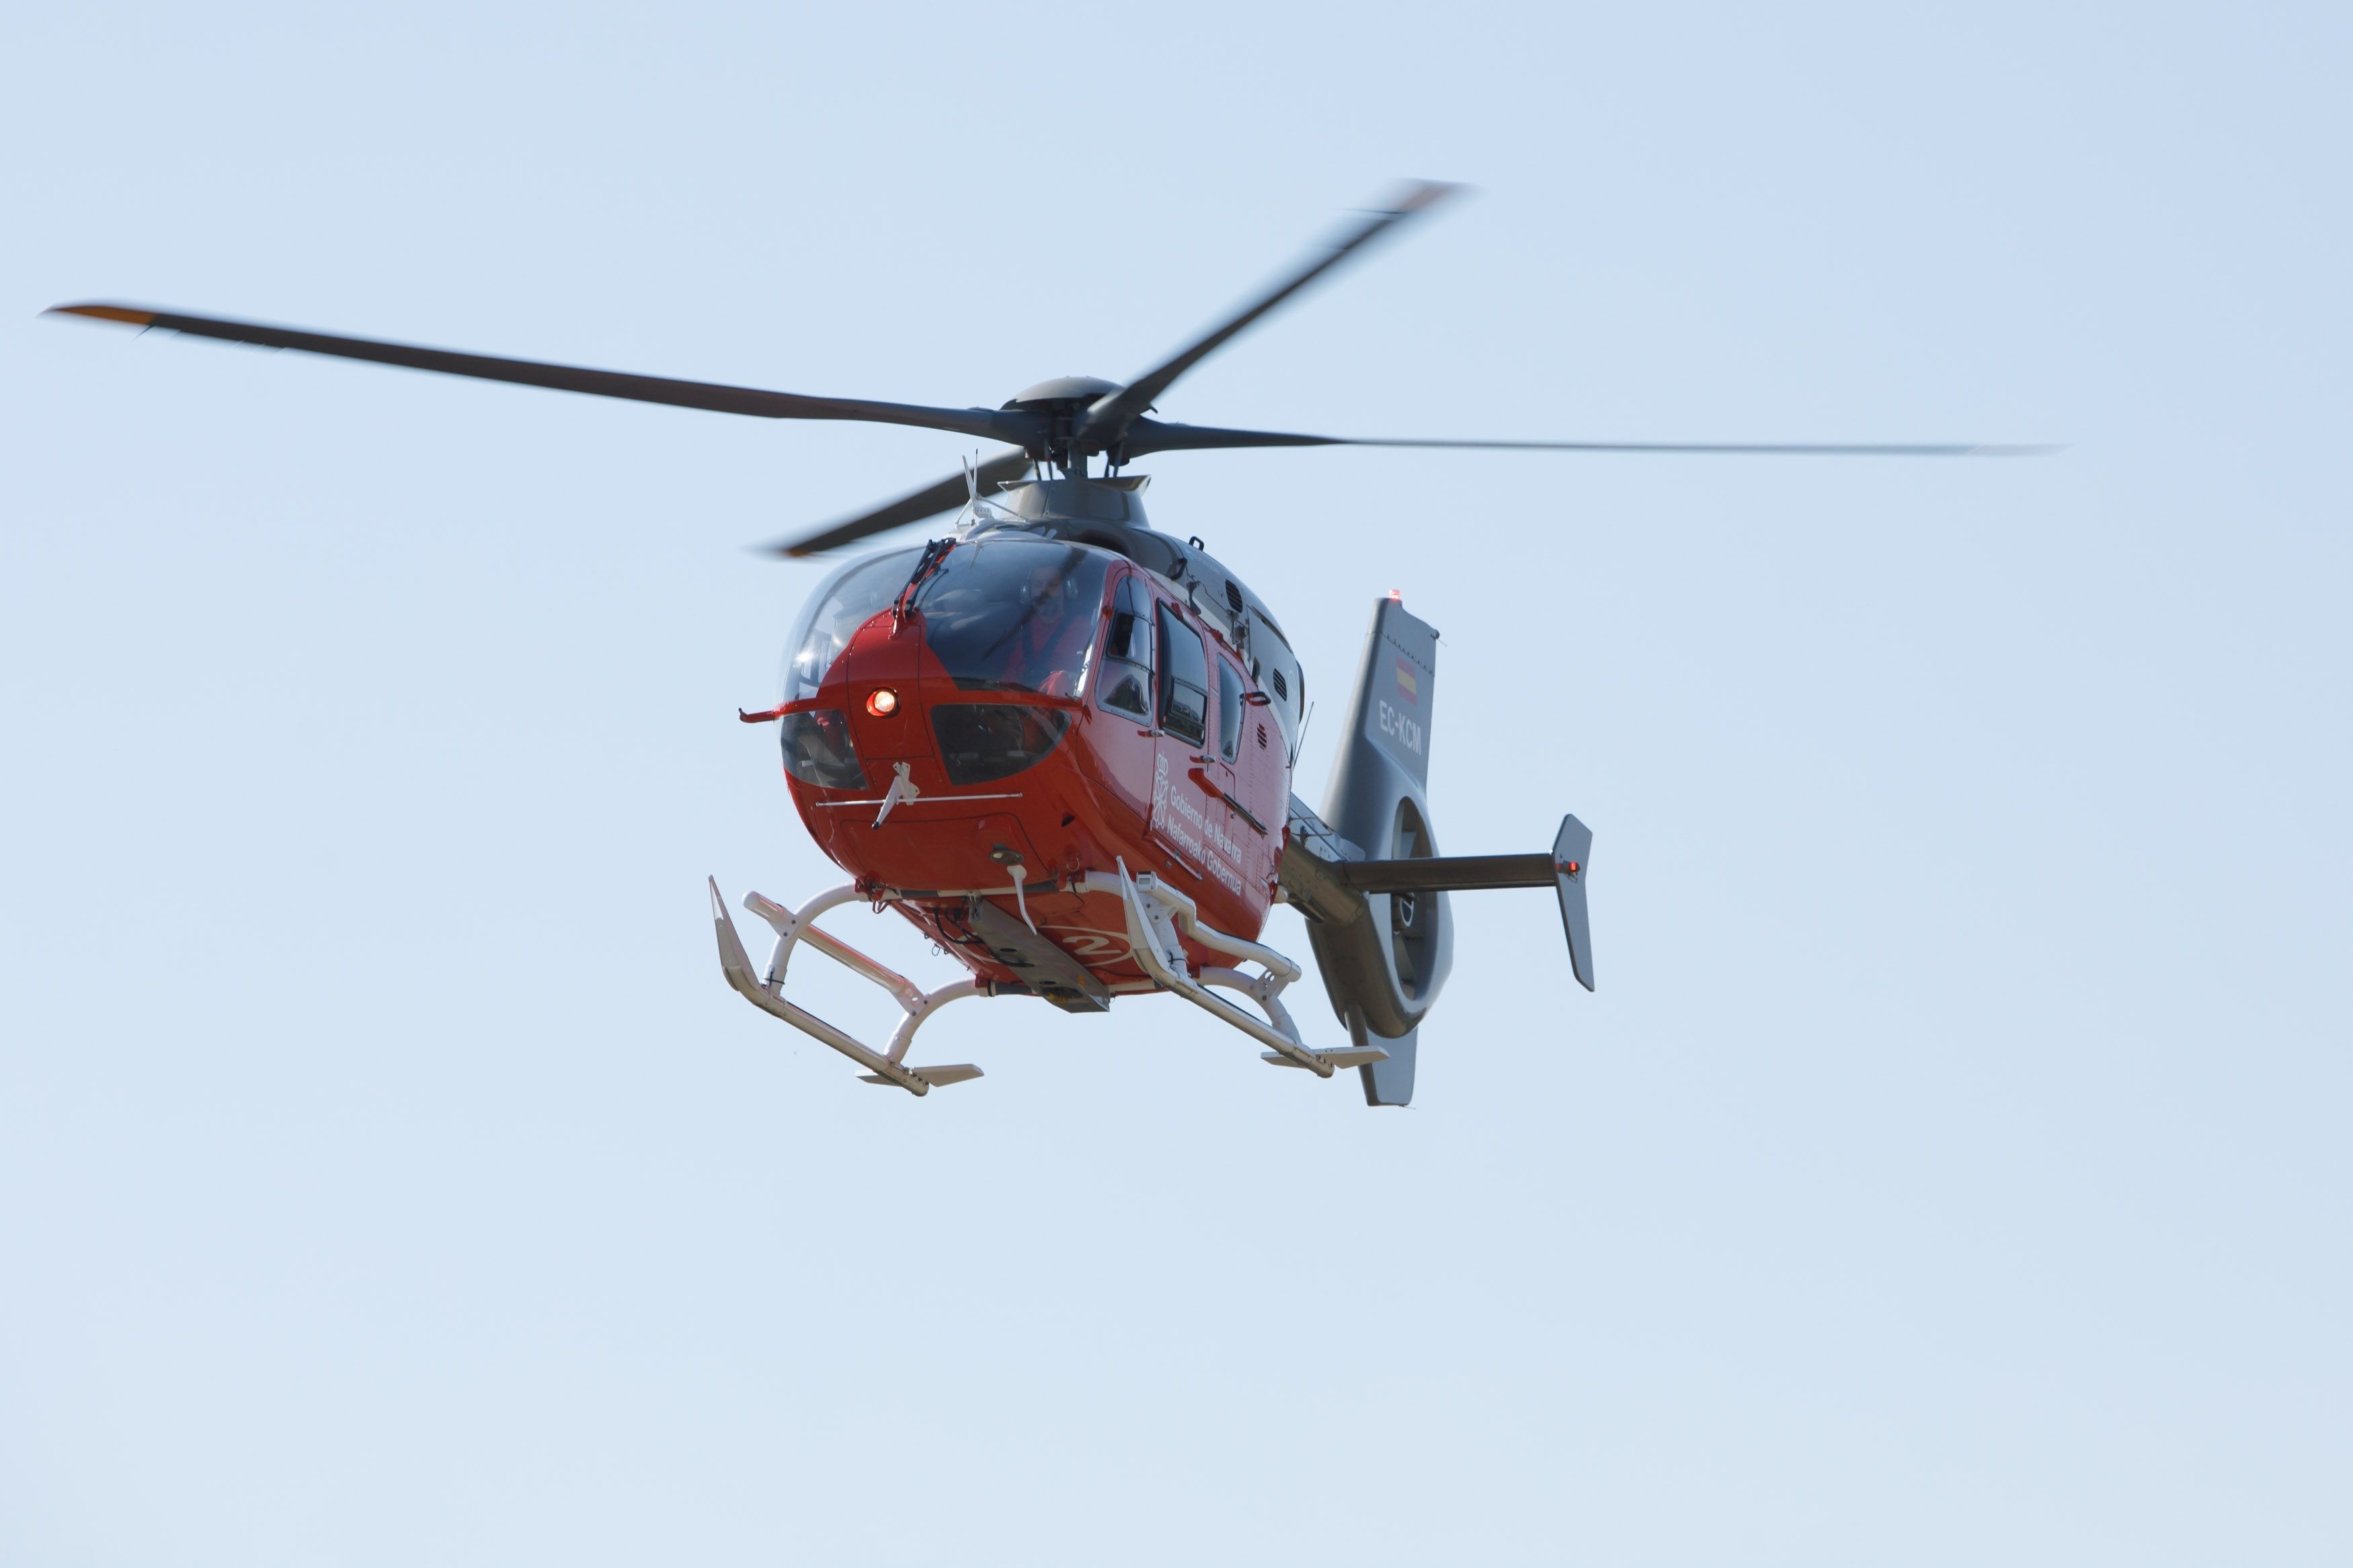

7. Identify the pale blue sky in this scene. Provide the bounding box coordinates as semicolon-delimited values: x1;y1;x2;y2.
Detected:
3;3;2347;1565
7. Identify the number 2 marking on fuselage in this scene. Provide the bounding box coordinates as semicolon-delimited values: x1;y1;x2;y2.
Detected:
1051;929;1123;958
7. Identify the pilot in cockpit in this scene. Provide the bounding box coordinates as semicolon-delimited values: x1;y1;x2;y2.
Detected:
1006;559;1099;697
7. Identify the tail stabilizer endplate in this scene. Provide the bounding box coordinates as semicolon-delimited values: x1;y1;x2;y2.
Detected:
1553;815;1595;992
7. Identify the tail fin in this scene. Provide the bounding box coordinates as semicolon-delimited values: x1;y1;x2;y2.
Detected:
1298;597;1453;1099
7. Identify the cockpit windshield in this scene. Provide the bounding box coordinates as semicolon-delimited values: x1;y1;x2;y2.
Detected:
779;546;921;703
914;540;1112;698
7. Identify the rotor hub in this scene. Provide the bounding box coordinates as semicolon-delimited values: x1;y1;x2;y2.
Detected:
1002;375;1122;409
1002;377;1129;474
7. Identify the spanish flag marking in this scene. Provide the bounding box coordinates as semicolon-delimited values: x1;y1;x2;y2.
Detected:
1394;658;1419;702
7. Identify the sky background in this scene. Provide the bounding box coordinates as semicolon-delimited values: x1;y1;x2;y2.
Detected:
2;3;2348;1565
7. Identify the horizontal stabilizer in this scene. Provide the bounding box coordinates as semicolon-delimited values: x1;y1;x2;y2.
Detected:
1337;853;1554;893
1330;818;1594;992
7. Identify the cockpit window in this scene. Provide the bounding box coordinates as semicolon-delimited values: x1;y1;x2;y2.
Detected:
779;546;922;704
914;540;1113;698
1099;573;1154;718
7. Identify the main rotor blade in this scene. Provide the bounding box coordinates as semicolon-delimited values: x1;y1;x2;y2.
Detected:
761;448;1035;559
1121;417;2056;458
1077;181;1463;449
46;303;1040;446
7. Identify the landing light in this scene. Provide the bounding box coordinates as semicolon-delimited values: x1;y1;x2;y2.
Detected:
865;688;900;717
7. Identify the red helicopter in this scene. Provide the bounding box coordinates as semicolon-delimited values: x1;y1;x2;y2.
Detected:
50;183;2028;1103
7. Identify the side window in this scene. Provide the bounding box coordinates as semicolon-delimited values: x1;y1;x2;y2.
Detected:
1156;604;1209;745
1099;574;1154;718
1215;655;1244;761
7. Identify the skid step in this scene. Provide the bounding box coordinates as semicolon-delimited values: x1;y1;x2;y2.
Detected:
1261;1046;1390;1071
861;1064;983;1088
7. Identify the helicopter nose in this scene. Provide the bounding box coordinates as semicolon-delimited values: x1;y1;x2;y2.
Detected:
832;622;928;770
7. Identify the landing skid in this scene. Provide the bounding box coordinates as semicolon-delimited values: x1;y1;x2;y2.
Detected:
707;868;1382;1094
709;879;985;1095
1090;862;1388;1079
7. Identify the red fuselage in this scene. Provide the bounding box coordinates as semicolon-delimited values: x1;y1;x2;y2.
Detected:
778;540;1291;994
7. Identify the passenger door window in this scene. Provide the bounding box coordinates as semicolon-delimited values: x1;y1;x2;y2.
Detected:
1156;604;1209;745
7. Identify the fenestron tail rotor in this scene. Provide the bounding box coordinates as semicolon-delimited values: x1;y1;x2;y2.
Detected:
47;183;2052;559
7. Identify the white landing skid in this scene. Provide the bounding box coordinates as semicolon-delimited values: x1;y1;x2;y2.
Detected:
708;868;1384;1094
709;878;984;1096
1086;864;1388;1079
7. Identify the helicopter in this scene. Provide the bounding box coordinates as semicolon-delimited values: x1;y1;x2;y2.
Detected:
48;181;2035;1104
